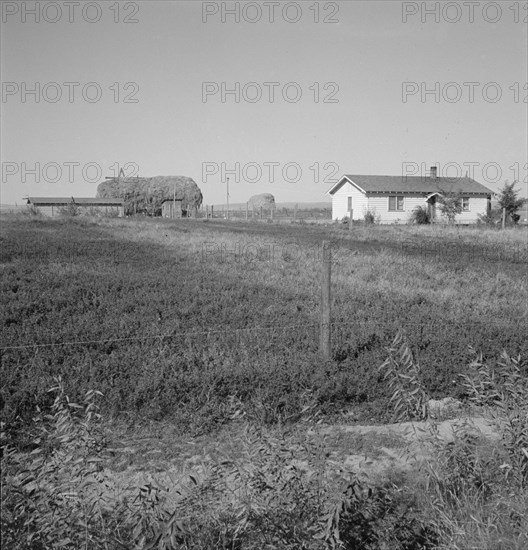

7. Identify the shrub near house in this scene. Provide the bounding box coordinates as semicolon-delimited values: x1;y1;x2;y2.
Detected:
328;167;494;224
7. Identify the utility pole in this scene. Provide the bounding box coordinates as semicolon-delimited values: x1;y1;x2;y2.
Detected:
226;177;230;221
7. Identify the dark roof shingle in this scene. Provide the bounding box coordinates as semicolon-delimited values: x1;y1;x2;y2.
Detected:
331;175;494;195
28;197;124;205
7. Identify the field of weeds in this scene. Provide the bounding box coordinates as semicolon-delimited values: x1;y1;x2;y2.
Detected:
1;214;527;548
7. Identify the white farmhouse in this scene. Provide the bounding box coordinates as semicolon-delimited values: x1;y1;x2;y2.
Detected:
328;167;494;224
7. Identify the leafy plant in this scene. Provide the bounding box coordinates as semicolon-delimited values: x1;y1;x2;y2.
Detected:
410;205;431;225
496;180;527;224
364;210;379;224
58;201;81;217
477;207;502;226
379;331;429;421
1;378;111;548
25;204;42;217
437;192;463;224
460;349;528;486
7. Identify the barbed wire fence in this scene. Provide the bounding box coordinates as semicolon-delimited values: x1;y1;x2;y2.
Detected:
2;239;525;361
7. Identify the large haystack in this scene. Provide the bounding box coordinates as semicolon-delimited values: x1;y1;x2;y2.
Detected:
97;176;202;216
248;193;276;211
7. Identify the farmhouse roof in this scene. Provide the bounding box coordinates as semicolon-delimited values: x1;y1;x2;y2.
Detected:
328;176;494;196
27;197;124;205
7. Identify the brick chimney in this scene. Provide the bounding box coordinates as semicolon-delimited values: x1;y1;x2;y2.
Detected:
430;166;438;180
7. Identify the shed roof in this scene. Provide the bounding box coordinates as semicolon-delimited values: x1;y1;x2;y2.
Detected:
328;175;494;196
27;197;124;205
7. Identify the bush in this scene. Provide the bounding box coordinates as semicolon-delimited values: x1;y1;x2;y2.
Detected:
381;340;528;548
364;210;379;224
58;202;80;217
1;381;440;549
461;349;528;487
477;208;502;226
496;180;527;224
437;192;463;224
1;379;111;548
410;206;431;225
25;204;42;217
379;331;429;421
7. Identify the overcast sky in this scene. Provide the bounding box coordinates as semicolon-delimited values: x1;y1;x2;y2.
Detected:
1;0;527;205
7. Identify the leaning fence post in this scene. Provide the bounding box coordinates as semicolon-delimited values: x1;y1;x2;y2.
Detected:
320;240;331;360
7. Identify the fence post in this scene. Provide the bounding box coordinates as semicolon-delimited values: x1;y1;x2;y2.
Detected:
349;209;353;230
211;205;214;219
502;207;506;229
320;240;331;360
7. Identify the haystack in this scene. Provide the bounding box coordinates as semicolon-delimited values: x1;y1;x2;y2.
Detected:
96;176;202;216
248;193;276;211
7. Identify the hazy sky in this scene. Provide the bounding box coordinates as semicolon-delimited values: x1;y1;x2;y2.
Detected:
1;0;527;205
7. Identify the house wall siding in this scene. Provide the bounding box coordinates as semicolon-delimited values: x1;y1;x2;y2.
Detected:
367;195;425;224
365;195;488;224
455;197;488;224
331;181;368;220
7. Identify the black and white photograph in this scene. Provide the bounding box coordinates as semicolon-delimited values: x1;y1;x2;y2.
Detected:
1;0;527;547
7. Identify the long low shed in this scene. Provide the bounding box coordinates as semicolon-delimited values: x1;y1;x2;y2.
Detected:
27;197;125;217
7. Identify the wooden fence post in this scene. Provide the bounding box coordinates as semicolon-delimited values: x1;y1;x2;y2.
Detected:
502;207;506;229
349;209;353;230
320;240;331;360
211;205;214;219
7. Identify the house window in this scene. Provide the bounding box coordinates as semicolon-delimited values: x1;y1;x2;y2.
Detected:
462;197;469;211
347;197;352;211
388;195;404;211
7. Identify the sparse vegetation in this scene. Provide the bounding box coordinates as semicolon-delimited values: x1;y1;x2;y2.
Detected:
477;207;502;226
58;201;81;217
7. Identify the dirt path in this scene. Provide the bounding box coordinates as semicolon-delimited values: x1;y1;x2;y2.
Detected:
100;413;501;508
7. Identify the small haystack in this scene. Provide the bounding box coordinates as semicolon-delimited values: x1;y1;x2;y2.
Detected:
248;193;276;212
97;176;202;216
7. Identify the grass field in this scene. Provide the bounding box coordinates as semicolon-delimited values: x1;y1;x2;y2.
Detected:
1;213;527;548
